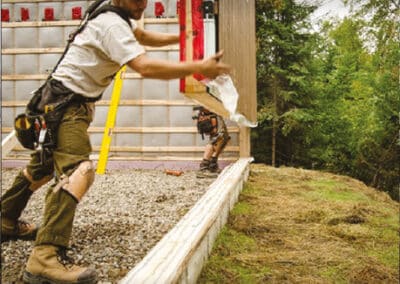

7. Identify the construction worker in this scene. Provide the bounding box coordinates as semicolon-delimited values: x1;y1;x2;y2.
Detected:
193;106;231;178
0;0;230;283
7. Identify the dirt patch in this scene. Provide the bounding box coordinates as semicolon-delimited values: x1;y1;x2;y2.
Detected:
349;264;399;283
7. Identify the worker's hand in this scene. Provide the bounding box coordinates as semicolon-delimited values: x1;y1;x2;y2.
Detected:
201;50;231;79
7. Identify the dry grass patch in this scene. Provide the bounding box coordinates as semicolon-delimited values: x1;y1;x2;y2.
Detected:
198;164;399;283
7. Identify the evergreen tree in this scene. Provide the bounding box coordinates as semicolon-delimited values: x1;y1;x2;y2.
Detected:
253;0;318;167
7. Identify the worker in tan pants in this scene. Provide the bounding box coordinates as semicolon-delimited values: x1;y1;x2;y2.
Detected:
193;106;231;178
1;0;230;282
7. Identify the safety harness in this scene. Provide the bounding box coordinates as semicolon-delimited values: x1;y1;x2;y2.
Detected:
14;0;133;162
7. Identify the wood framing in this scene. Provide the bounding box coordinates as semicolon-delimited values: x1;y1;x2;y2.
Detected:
10;145;240;153
1;1;254;161
1;45;179;54
1;131;18;159
1;18;177;28
218;0;257;157
2;126;239;133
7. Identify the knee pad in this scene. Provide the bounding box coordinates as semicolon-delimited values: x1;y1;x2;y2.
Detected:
53;161;95;202
23;169;53;192
212;133;231;152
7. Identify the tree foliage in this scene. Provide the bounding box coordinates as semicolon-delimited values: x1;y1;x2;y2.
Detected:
253;0;399;200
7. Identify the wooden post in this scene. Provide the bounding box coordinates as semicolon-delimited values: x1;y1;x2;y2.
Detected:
218;0;257;157
1;130;18;159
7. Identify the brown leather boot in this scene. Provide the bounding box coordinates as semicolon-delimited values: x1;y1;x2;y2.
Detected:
209;157;222;173
23;245;98;284
1;218;38;242
196;159;219;178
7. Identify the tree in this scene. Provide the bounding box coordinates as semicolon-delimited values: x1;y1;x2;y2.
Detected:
253;0;318;167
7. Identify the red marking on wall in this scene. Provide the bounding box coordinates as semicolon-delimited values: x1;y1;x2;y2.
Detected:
179;0;186;92
72;7;82;20
179;0;206;91
176;0;180;16
44;7;54;21
1;9;10;22
21;7;30;21
155;2;165;18
192;0;205;81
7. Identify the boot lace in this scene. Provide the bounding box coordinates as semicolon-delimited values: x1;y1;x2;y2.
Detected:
57;247;75;268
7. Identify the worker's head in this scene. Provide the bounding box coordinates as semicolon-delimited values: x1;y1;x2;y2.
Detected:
113;0;147;20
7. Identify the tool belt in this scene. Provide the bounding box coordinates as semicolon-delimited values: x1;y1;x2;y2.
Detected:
193;106;218;140
14;79;98;163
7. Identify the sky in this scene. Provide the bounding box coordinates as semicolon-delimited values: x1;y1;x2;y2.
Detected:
298;0;351;30
310;0;350;22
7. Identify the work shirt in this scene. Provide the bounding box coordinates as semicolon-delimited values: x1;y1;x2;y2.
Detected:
52;12;145;98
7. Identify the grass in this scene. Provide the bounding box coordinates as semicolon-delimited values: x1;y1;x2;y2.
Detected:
198;164;399;283
303;179;370;202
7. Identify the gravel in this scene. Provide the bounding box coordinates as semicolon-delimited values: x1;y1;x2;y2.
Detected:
1;168;215;283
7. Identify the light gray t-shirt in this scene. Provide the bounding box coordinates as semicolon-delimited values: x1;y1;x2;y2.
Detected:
52;12;145;98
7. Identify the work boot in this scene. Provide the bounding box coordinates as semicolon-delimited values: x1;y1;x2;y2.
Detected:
196;159;218;178
209;157;222;173
1;218;38;242
23;245;98;284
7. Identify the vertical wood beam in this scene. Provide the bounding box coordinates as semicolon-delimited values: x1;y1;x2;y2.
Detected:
218;0;257;157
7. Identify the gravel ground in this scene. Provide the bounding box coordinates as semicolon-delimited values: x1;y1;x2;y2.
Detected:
1;168;215;283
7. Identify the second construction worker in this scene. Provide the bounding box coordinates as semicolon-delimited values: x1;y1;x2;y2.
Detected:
193;106;231;178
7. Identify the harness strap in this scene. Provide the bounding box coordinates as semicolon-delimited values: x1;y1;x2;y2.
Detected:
46;0;132;86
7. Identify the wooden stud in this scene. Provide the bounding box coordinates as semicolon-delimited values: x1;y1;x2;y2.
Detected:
1;130;18;159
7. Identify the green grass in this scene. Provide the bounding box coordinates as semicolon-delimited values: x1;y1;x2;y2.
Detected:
199;165;399;283
319;265;349;283
303;179;369;202
368;245;400;269
367;213;399;269
212;227;257;255
231;201;251;215
199;227;271;283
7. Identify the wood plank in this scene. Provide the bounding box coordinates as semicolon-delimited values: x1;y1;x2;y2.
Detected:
121;158;253;283
11;145;240;152
1;45;179;55
2;100;195;107
2;73;142;80
2;126;239;133
184;92;230;118
239;126;251;158
1;130;18;159
2;20;81;28
219;1;257;157
3;156;239;162
1;18;177;28
179;1;229;119
218;0;257;121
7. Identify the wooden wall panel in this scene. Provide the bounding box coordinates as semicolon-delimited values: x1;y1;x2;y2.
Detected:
218;0;257;157
218;0;257;121
1;0;245;161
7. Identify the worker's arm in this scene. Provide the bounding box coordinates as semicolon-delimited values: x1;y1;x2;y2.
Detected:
134;27;179;47
128;50;230;80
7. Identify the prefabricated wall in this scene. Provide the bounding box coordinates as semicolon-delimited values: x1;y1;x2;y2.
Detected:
1;0;255;162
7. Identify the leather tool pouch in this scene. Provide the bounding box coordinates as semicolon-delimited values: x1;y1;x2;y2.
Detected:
14;80;77;152
196;109;218;140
